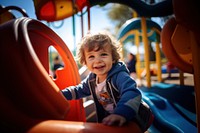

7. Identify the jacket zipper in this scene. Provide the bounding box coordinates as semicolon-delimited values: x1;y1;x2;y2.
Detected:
88;79;99;122
107;81;117;106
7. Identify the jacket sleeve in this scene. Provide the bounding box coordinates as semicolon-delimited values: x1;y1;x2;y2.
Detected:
112;71;142;121
61;76;91;100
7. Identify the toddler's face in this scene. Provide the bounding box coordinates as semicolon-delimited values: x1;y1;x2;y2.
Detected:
84;44;114;82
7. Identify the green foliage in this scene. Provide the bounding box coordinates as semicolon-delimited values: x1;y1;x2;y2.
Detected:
107;4;134;32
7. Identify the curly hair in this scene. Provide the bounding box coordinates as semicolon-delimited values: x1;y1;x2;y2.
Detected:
77;31;121;65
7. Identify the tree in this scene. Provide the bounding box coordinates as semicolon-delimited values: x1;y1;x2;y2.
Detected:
106;4;134;33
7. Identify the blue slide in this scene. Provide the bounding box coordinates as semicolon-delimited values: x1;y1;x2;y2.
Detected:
142;91;197;133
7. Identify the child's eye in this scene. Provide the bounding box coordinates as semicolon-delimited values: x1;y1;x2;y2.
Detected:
101;53;108;56
88;55;94;59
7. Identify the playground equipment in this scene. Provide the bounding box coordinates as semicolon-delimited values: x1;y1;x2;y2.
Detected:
117;18;162;87
161;0;200;131
161;17;193;74
0;5;28;24
33;0;173;22
142;84;197;133
1;0;200;132
0;15;141;132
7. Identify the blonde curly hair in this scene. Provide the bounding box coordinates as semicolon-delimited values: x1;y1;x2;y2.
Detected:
76;31;121;65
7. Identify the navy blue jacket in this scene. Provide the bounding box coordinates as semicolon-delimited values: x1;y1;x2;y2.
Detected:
61;62;142;122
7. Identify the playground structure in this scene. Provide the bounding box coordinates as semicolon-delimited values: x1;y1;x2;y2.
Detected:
0;0;200;132
0;16;141;133
117;17;163;86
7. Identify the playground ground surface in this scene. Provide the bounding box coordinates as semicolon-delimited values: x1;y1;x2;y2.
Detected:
138;72;194;87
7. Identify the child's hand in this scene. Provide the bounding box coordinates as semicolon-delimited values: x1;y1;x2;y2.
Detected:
102;114;126;126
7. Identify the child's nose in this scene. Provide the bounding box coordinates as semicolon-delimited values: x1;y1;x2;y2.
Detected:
95;56;102;62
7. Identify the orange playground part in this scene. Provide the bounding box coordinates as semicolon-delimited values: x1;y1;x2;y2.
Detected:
0;17;84;130
161;17;193;74
33;0;88;21
0;17;141;133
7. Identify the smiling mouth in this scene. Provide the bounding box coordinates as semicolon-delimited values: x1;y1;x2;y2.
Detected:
94;65;105;69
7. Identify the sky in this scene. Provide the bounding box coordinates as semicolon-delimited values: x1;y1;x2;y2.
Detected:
0;0;114;51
